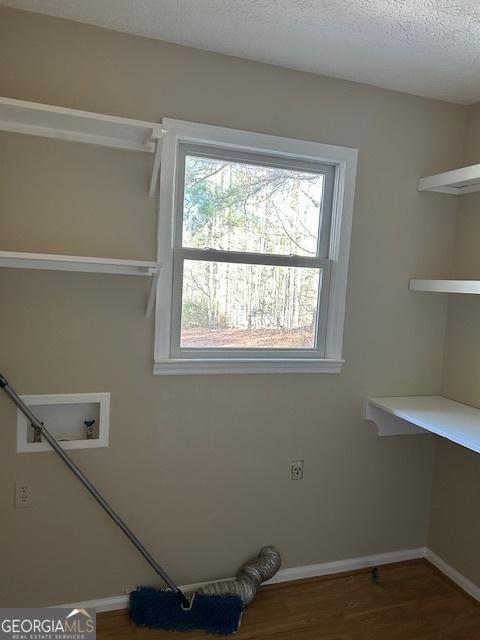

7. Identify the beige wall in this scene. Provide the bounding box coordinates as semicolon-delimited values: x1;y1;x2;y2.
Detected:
429;102;480;587
0;8;466;607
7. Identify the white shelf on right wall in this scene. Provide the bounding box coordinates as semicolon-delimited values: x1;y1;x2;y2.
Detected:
409;280;480;294
418;163;480;195
376;167;480;456
365;396;480;454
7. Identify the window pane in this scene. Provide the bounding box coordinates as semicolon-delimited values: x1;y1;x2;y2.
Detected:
182;154;324;256
181;260;321;349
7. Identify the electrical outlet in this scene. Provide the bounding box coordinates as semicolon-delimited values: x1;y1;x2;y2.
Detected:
15;481;32;508
291;460;304;480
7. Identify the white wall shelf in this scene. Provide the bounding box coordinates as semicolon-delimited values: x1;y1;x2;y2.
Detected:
0;250;159;276
365;396;480;454
0;97;163;153
0;97;165;197
0;251;161;316
418;164;480;195
409;279;480;294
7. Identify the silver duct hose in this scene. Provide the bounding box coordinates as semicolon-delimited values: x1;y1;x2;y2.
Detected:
198;545;281;606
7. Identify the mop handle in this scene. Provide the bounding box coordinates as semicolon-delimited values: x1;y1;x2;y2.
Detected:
0;374;189;608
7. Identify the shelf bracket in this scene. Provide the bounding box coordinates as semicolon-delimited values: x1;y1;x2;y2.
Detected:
146;270;160;318
364;401;428;437
149;133;165;198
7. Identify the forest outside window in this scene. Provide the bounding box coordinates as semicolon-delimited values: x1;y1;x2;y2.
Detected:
154;120;357;375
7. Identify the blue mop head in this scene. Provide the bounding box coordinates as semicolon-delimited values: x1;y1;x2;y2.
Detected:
129;587;244;635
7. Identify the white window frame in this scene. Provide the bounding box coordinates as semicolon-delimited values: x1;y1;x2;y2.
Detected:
154;119;357;375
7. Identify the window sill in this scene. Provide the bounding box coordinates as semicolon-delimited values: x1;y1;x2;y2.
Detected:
153;358;344;375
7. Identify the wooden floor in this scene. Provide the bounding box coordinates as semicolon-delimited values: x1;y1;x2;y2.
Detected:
97;561;480;639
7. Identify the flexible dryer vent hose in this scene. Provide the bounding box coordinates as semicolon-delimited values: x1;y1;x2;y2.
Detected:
198;545;281;605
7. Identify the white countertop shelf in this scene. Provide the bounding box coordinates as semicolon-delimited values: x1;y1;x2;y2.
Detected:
0;97;163;153
418;163;480;195
0;251;161;316
365;396;480;454
409;279;480;294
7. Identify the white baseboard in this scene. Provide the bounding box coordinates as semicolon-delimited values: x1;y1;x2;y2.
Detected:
425;549;480;602
57;594;129;613
264;547;425;585
57;547;425;612
58;547;479;612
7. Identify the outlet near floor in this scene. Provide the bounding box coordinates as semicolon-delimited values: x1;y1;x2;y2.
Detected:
15;481;32;508
291;460;304;480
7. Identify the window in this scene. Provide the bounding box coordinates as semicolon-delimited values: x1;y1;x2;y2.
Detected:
154;120;357;374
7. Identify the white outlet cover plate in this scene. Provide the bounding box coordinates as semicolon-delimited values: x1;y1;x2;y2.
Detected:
291;460;304;479
16;392;110;453
15;481;32;508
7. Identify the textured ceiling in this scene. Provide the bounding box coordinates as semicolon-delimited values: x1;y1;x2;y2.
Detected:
2;0;480;104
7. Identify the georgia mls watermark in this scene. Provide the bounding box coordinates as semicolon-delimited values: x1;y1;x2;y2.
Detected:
0;608;96;640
